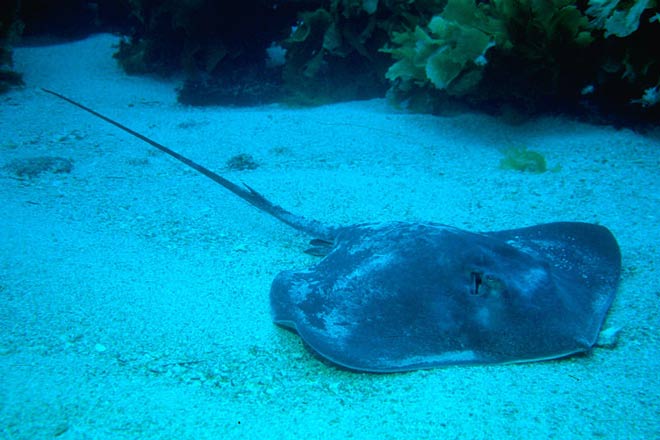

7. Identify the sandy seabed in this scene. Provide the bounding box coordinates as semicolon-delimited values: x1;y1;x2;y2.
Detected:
1;34;658;439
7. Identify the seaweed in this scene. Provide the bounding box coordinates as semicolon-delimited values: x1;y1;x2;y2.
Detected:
99;0;660;121
381;0;660;122
0;69;22;93
0;0;23;93
280;3;391;105
586;0;654;37
585;0;660;116
382;0;505;96
382;0;597;111
114;1;299;77
499;147;548;173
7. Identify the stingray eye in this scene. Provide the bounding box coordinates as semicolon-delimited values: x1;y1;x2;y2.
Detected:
470;271;484;295
470;271;506;297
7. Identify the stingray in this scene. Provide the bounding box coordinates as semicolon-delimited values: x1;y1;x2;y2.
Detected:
42;88;621;372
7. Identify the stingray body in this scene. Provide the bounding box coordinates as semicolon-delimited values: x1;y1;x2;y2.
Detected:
272;221;620;371
43;89;621;372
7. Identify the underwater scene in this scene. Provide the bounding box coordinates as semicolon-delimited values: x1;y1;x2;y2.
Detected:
1;1;659;438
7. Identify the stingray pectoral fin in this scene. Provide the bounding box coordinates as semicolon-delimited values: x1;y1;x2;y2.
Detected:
489;221;621;346
270;269;367;369
488;221;621;291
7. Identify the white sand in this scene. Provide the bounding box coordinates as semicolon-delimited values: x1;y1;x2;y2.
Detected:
1;34;658;439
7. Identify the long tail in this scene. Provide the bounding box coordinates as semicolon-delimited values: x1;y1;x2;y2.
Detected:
42;88;337;241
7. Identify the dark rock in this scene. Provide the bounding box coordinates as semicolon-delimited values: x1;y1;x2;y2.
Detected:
4;156;73;178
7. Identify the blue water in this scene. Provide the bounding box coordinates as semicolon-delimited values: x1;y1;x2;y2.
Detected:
1;34;658;439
